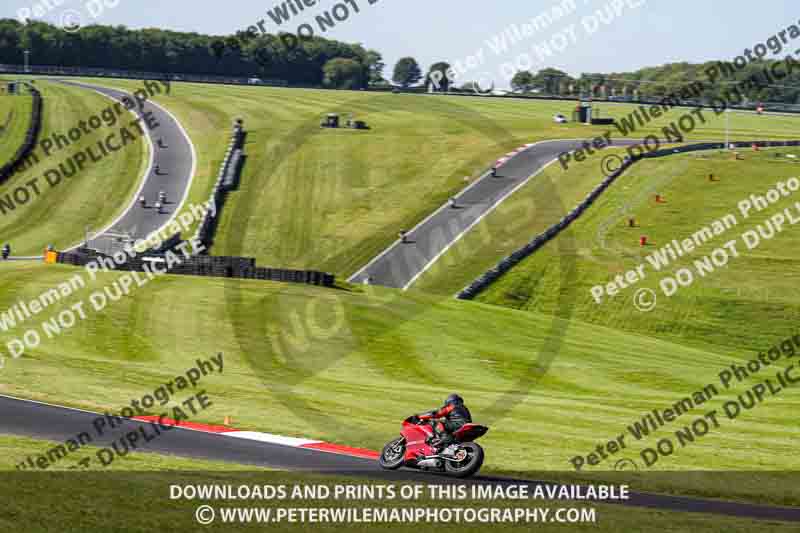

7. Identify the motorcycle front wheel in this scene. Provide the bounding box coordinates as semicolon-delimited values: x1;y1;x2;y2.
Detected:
444;442;484;478
379;437;406;470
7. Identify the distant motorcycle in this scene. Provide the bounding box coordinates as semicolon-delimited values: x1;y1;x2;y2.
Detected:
379;415;488;478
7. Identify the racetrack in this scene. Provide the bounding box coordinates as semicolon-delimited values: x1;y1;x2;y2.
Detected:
3;84;798;523
55;80;196;255
2;393;799;522
348;138;643;290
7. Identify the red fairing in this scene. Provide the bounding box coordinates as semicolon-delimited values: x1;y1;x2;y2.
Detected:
381;415;489;478
401;419;437;460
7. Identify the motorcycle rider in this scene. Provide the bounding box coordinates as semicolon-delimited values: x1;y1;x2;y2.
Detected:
417;394;472;453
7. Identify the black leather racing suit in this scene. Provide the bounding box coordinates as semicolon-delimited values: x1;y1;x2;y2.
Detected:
418;402;472;447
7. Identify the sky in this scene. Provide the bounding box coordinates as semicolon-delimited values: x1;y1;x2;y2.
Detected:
2;0;799;87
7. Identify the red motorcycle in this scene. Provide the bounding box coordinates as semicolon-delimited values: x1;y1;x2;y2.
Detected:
379;415;488;478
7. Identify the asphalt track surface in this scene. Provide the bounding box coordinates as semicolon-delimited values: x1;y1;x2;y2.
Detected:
3;86;798;520
348;138;644;289
1;394;799;522
56;80;195;255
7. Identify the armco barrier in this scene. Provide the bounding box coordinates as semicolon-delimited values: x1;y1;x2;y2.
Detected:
0;82;43;184
55;249;335;287
191;121;247;250
456;139;800;300
0;64;288;88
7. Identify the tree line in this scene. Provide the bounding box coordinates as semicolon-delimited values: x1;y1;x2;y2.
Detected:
0;18;385;88
395;59;800;105
508;64;800;105
3;18;795;103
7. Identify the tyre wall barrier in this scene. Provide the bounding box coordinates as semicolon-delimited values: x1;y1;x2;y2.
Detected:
0;82;43;184
57;122;337;288
456;139;800;300
55;249;335;287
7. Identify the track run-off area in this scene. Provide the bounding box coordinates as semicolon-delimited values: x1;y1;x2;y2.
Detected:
2;79;800;525
2;393;799;522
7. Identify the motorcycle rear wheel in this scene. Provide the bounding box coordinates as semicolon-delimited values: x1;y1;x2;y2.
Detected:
444;442;484;478
379;437;406;470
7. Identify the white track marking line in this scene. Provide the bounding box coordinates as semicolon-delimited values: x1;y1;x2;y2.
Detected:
0;392;324;445
59;83;154;251
0;392;216;437
347;138;582;282
58;81;197;251
402;157;561;290
146;97;198;235
0;392;110;417
221;431;322;447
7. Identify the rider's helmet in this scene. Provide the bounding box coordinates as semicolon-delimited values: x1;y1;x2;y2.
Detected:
445;394;464;406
